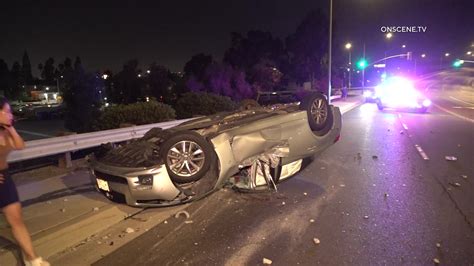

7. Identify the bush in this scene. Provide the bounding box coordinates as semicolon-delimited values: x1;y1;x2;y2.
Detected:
175;92;238;118
91;101;176;131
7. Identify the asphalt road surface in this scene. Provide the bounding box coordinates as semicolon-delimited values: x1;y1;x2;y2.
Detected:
93;98;474;265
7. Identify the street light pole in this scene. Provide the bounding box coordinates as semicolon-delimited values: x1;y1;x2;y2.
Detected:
362;43;365;89
328;0;333;104
345;42;352;89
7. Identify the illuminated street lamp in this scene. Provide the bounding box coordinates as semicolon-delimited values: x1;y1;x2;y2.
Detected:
345;42;352;88
386;33;393;39
421;54;426;58
402;44;406;48
102;74;109;80
445;53;450;57
467;51;472;55
146;70;150;74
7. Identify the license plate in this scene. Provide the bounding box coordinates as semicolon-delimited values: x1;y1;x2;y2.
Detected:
96;179;110;192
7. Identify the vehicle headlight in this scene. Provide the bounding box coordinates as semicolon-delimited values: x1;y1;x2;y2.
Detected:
138;175;154;185
422;99;431;107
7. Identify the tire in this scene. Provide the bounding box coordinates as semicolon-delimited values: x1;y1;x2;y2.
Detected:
376;100;384;110
240;99;260;110
161;131;215;183
418;107;428;113
300;93;333;135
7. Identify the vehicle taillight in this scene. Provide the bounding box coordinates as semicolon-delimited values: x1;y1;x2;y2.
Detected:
334;135;340;143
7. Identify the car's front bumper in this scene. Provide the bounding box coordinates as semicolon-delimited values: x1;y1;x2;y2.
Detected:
89;157;182;207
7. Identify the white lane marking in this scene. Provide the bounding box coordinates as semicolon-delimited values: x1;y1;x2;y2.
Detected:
449;96;474;106
452;106;474;110
414;144;430;160
17;130;53;137
434;103;474;124
402;123;409;130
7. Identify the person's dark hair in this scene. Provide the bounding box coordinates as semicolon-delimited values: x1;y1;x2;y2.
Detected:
0;96;9;109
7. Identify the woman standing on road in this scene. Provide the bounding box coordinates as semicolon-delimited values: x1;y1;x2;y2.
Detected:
0;97;50;266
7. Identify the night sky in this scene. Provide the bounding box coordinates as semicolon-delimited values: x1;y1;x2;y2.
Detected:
1;0;473;75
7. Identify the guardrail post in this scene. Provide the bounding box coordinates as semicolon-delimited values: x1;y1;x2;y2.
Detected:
57;131;76;168
59;152;73;168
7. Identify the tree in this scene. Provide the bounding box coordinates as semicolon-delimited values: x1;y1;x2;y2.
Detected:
186;63;253;101
184;54;213;79
286;9;329;90
0;60;9;95
41;57;56;85
111;60;142;104
223;30;287;91
21;51;33;85
64;62;102;132
146;63;173;104
8;62;21;99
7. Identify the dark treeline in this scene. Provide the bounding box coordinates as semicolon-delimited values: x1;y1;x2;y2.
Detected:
0;9;349;132
0;9;348;103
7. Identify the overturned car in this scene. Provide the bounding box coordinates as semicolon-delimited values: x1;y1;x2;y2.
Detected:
89;93;342;207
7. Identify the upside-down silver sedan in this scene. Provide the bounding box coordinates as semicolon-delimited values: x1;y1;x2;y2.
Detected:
89;93;342;207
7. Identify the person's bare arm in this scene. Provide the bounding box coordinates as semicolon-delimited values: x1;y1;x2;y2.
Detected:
4;126;25;150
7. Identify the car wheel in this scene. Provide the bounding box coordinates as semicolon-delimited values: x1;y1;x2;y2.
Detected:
300;93;333;134
418;107;428;113
376;101;384;110
161;131;215;184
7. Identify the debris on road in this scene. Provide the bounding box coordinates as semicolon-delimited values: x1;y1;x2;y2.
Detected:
372;155;378;160
184;220;194;224
310;219;315;223
433;258;440;264
436;243;441;248
125;227;135;234
313;238;321;245
164;220;168;224
445;156;457;161
364;215;369;219
303;192;308;196
320;166;326;170
449;182;461;187
63;198;68;202
93;207;99;211
175;210;190;219
461;175;468;179
339;184;346;188
384;193;389;198
60;208;66;213
109;241;114;246
281;201;286;206
263;258;273;265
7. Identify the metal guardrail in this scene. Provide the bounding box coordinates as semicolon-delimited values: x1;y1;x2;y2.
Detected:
8;119;194;163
